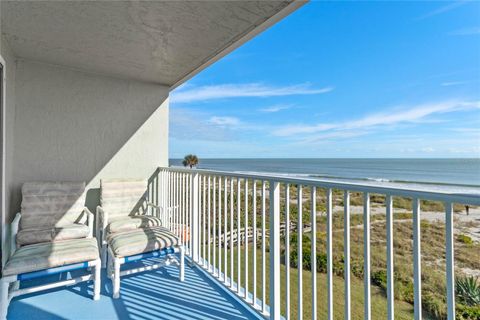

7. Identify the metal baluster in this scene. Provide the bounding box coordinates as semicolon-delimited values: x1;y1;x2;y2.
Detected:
218;177;222;279
230;178;234;287
413;198;422;320
237;178;241;293
445;202;455;320
208;176;211;272
298;185;303;320
213;176;217;276
364;193;371;320
285;184;291;320
312;187;317;319
386;195;394;320
327;188;333;320
344;191;351;320
253;180;257;307
245;179;249;300
224;177;228;283
261;180;266;313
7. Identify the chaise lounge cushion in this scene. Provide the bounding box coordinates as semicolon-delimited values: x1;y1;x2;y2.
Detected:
108;227;179;258
100;180;149;219
107;216;162;234
17;223;91;246
20;182;87;230
3;238;99;276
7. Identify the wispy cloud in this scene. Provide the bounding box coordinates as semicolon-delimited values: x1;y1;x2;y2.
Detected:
441;81;468;86
449;27;480;36
273;100;480;137
421;147;435;153
171;83;334;103
208;116;240;126
416;1;468;20
259;104;292;113
170;108;233;141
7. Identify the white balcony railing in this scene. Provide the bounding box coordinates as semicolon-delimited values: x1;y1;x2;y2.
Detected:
150;167;480;320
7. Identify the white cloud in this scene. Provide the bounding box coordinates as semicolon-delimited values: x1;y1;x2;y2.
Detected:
416;1;468;20
259;104;292;113
421;147;435;153
273;100;480;137
171;83;333;103
449;27;480;36
170;108;232;141
208;116;240;126
441;81;467;86
301;131;370;144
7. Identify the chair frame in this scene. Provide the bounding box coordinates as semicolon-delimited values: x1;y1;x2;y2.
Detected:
96;201;162;268
0;212;101;319
107;244;185;299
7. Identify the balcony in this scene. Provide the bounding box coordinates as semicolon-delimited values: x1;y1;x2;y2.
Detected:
9;167;478;319
7;260;260;320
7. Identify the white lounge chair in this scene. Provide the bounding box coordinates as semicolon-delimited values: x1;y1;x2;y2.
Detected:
0;182;101;319
97;179;184;298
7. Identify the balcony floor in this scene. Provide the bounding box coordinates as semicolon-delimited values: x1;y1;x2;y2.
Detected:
7;257;260;320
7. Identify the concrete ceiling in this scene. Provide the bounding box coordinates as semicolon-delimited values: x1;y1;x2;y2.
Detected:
1;1;302;87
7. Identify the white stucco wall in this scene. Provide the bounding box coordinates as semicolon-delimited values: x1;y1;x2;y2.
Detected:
2;41;16;220
1;36;18;265
11;60;169;220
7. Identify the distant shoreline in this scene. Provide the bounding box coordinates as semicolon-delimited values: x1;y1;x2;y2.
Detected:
169;158;480;189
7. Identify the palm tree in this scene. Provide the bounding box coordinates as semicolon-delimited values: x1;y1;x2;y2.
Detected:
182;154;199;168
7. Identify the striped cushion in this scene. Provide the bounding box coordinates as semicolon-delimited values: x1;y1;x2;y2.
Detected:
108;227;179;258
17;224;91;246
20;182;86;230
3;238;99;276
107;216;162;234
100;179;148;219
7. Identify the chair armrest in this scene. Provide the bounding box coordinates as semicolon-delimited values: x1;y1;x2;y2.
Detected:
10;213;21;258
83;207;94;238
146;202;161;213
146;202;162;225
96;206;108;243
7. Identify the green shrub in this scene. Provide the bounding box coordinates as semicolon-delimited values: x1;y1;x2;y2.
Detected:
351;261;364;278
422;292;447;320
371;270;387;289
396;281;414;304
456;304;480;320
456;276;480;306
457;234;474;245
317;253;327;273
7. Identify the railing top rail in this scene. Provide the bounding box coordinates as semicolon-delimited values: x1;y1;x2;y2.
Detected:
159;167;480;205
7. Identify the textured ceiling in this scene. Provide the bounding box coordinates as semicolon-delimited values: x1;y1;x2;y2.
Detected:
2;1;294;86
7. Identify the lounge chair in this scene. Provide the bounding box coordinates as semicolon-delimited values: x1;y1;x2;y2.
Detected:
0;182;101;319
97;179;184;298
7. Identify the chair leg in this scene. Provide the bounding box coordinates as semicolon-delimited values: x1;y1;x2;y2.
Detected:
93;259;101;300
113;257;121;299
0;278;11;320
107;252;112;279
179;246;185;282
101;244;107;268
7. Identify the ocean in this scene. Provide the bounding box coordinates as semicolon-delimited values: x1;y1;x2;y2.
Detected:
169;158;480;194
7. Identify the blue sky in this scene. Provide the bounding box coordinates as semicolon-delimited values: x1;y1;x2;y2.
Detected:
169;1;480;159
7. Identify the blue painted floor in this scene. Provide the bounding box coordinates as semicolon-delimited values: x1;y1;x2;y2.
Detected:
7;258;259;320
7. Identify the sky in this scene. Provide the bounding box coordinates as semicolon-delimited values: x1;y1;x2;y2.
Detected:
169;1;480;159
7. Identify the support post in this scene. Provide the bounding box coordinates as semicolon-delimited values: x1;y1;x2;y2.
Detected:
93;259;101;300
113;257;120;299
192;173;200;263
180;246;185;282
0;277;11;320
445;202;455;320
269;181;280;320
